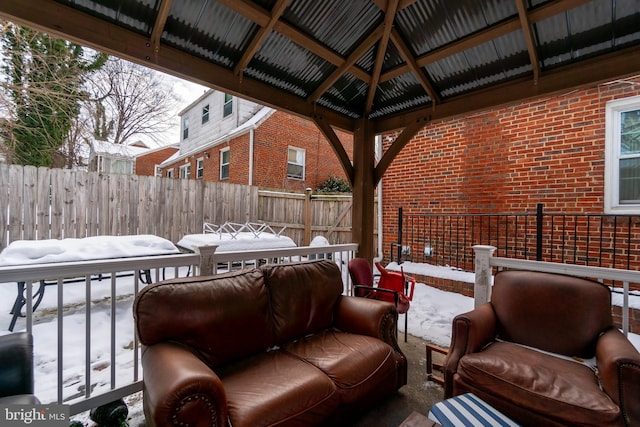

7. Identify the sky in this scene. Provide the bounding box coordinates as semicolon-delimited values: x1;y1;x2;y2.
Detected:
145;73;209;147
0;235;639;426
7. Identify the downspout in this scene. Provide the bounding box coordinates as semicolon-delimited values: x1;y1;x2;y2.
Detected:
249;128;254;186
375;134;383;261
247;128;255;222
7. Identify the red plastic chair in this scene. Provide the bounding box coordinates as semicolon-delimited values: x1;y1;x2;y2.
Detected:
347;258;415;342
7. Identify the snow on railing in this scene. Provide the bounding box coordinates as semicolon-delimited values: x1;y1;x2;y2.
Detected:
473;245;639;336
0;243;357;416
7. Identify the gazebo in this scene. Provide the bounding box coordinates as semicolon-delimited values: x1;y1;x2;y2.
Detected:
2;0;640;261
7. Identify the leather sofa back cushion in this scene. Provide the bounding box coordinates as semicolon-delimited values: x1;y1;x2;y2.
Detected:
492;270;613;358
262;260;343;344
134;268;274;366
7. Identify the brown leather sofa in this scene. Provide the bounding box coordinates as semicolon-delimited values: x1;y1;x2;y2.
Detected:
134;259;407;427
444;270;640;427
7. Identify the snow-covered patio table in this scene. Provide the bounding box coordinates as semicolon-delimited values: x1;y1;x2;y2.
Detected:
176;232;297;252
0;235;181;331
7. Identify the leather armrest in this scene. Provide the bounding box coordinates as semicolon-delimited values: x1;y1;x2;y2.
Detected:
0;332;34;397
334;296;398;343
142;342;228;427
596;328;640;427
443;303;497;398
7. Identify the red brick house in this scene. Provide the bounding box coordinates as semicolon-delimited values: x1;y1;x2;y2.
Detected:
135;90;353;192
134;144;178;176
380;75;640;269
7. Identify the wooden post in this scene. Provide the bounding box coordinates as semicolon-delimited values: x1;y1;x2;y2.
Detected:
352;119;376;262
195;244;218;276
304;188;312;246
473;245;496;307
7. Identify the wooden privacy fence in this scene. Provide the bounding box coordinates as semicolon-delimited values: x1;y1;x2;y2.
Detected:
0;164;359;250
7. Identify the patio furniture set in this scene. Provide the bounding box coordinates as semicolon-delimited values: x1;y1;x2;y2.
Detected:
2;242;639;425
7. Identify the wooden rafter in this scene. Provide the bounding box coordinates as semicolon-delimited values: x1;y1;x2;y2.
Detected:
307;26;384;103
516;0;540;84
365;0;399;115
219;0;371;83
375;44;640;133
380;0;592;83
149;0;173;57
233;0;290;76
371;0;418;11
390;28;440;105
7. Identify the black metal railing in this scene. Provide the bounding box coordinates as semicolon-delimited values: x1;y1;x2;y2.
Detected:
393;204;640;272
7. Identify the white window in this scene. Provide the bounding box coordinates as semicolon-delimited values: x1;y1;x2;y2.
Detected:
167;168;174;178
196;157;204;179
183;117;189;139
223;93;233;118
202;104;209;124
179;164;191;179
220;148;230;180
287;147;305;180
605;96;640;213
154;165;162;177
98;155;133;174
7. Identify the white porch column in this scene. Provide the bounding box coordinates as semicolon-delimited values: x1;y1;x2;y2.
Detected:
195;245;218;276
473;245;496;308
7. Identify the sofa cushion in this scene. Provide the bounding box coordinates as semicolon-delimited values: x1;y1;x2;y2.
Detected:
492;270;612;358
134;268;275;367
456;341;621;426
218;350;340;427
282;330;398;405
262;260;344;344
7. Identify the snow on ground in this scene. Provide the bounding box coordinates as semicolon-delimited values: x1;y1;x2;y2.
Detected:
1;235;639;425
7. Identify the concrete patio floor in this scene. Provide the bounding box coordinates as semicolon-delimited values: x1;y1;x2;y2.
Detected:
351;334;446;427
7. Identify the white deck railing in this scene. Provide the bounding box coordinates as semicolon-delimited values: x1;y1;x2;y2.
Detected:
473;245;638;336
0;243;357;415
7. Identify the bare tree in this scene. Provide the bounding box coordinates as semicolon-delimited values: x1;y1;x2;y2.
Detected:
90;58;178;145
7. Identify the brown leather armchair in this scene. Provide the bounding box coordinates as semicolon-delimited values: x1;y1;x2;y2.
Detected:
444;270;640;427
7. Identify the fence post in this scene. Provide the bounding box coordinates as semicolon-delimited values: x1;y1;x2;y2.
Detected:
396;207;403;263
536;203;543;261
195;245;218;276
304;188;312;246
473;245;496;308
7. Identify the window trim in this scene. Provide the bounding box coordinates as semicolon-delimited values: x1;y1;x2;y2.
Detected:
179;163;191;179
220;147;230;180
166;168;174;178
196;157;204;179
223;93;233;118
182;117;189;139
287;147;305;180
202;104;209;124
605;96;640;213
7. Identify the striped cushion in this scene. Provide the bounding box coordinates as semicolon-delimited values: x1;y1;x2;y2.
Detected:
428;393;520;427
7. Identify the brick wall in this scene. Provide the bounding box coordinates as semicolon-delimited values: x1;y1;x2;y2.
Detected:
135;147;178;176
381;77;640;263
153;110;353;190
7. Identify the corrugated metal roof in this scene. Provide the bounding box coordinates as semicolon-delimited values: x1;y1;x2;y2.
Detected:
37;0;640;121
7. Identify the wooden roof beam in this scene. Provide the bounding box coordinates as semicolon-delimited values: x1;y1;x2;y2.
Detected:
233;0;290;77
219;0;371;83
312;115;355;184
390;27;440;105
308;26;384;103
365;0;399;114
516;0;540;84
150;0;173;58
374;116;427;186
380;0;592;83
